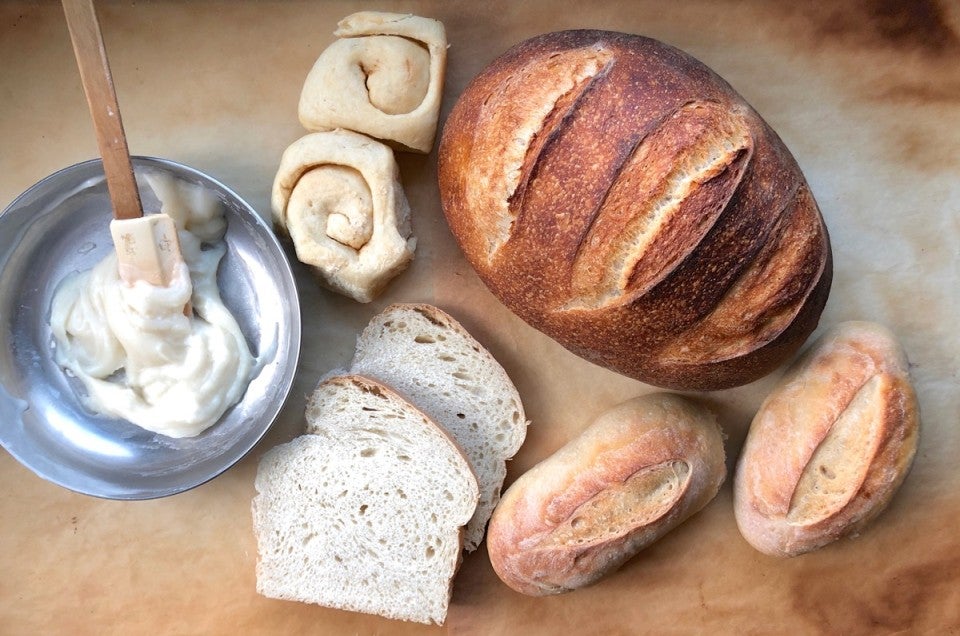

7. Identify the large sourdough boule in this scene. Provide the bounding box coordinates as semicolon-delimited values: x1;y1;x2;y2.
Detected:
438;29;832;390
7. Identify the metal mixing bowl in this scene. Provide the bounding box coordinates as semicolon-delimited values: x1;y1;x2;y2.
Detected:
0;157;301;499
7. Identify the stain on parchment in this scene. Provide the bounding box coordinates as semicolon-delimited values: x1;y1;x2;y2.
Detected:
791;554;960;633
873;80;960;105
794;0;959;57
766;0;960;99
749;0;960;172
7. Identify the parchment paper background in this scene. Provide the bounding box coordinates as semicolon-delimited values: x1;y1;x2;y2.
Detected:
1;1;958;634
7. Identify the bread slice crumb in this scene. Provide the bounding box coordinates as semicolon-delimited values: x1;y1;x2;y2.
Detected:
253;375;478;625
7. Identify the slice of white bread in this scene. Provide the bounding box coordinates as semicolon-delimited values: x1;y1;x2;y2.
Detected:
349;303;528;551
253;375;479;625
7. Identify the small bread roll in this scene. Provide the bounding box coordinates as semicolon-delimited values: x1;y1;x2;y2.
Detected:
272;130;416;303
487;393;725;596
734;321;920;557
298;12;447;153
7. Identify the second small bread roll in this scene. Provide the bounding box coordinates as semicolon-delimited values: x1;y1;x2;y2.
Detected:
272;130;416;303
487;393;725;596
734;321;920;557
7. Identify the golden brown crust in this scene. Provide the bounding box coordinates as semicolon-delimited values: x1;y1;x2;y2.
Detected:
438;30;832;390
733;321;920;557
486;393;725;596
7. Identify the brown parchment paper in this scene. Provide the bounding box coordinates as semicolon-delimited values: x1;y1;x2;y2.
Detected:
1;1;958;634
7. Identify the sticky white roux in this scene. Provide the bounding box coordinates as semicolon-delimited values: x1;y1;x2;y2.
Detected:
50;174;254;438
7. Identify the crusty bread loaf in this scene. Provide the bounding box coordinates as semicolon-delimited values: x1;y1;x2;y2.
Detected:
486;393;725;595
349;303;528;552
438;29;832;391
253;375;479;624
733;321;919;557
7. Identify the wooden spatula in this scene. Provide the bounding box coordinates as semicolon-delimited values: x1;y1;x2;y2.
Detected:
62;0;188;292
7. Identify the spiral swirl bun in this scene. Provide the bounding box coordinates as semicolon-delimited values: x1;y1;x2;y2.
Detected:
438;30;832;390
298;12;447;153
272;130;416;303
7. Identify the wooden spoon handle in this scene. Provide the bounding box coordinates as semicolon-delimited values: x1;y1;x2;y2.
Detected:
62;0;142;220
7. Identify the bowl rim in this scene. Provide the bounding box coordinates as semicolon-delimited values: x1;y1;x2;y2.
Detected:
0;156;302;499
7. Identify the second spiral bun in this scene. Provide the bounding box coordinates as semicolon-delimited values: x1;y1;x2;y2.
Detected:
438;30;832;390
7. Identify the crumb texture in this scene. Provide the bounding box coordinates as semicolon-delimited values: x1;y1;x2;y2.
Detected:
252;376;478;625
350;303;527;551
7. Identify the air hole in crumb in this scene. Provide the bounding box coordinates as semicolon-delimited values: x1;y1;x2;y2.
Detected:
415;335;436;344
456;413;466;419
426;546;435;559
570;517;584;528
819;465;836;479
398;454;411;461
453;371;474;381
360;448;376;457
359;504;368;515
443;490;453;501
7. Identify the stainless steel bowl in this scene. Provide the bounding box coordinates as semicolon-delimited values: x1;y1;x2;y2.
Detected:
0;157;301;499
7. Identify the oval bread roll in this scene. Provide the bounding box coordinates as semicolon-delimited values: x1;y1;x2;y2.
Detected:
487;393;725;596
438;30;832;390
733;321;920;557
